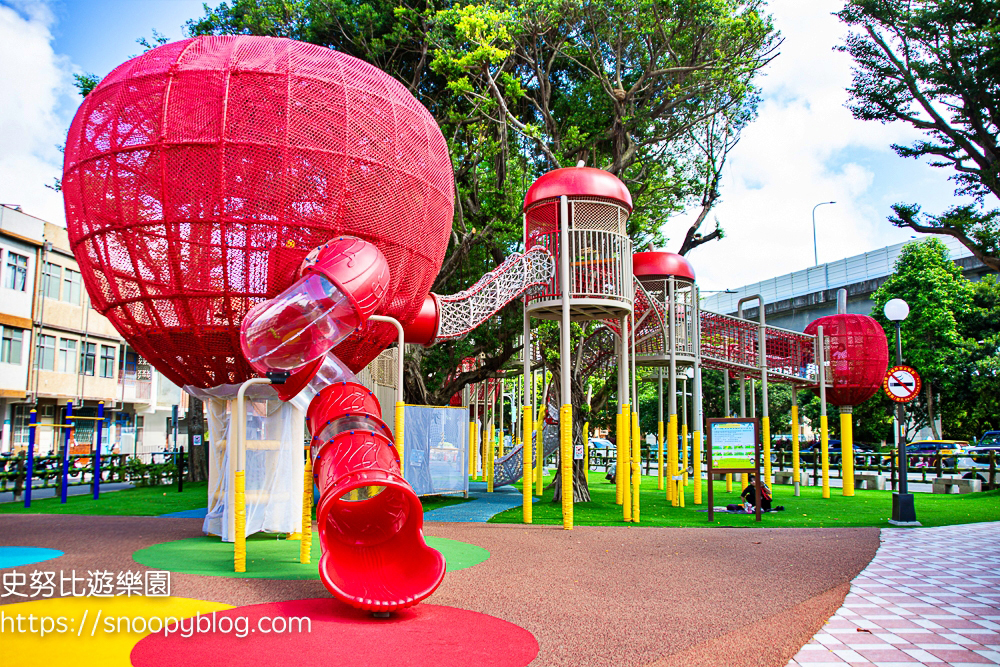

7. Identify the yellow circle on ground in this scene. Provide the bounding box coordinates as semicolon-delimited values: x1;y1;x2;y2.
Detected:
0;595;232;667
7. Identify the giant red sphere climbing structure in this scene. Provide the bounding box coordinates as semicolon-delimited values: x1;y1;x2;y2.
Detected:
62;35;454;389
805;314;889;406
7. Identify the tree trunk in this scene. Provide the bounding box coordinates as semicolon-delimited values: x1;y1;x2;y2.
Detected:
550;384;592;503
927;382;940;439
186;396;208;482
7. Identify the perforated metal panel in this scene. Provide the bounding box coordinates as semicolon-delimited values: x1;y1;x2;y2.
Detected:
570;199;627;234
62;36;454;389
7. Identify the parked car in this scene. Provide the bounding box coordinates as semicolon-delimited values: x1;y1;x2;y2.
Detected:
970;432;1000;463
979;430;1000;445
957;449;996;483
897;440;969;467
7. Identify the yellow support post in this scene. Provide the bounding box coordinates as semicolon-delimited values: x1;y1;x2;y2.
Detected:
622;405;632;521
677;479;685;507
535;414;544;496
498;427;505;458
821;414;830;499
487;422;494;493
469;421;476;478
840;409;855;496
583;421;590;476
488;421;495;464
726;472;732;493
667;414;678;505
522;405;532;523
657;420;664;490
762;415;771;485
615;411;624;505
300;449;312;564
791;404;800;492
682;423;689;486
395;401;405;471
693;430;702;505
234;470;246;573
631;409;640;523
559;404;573;530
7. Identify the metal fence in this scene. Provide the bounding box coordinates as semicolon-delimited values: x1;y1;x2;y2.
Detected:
0;450;187;498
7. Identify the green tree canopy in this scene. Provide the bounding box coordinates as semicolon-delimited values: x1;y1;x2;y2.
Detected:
186;0;779;408
838;0;1000;272
871;238;975;439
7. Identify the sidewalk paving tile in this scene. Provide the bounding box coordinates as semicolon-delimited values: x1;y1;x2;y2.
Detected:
786;522;1000;667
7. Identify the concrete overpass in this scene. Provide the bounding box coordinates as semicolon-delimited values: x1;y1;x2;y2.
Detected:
701;237;994;332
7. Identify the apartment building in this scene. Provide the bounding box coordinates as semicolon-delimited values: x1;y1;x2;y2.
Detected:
0;205;187;457
0;206;44;452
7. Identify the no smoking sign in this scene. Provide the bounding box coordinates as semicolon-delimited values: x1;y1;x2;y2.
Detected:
883;365;922;403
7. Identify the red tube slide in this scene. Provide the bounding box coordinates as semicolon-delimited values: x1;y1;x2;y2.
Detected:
309;382;444;610
239;236;444;611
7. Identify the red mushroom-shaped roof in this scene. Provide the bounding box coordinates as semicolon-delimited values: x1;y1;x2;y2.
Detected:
633;251;696;282
804;314;889;407
523;167;633;211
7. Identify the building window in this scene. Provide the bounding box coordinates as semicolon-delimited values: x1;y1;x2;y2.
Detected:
59;339;77;373
35;334;55;371
1;326;24;364
12;405;31;446
80;342;96;376
6;253;28;291
42;262;61;299
63;268;81;305
100;345;115;378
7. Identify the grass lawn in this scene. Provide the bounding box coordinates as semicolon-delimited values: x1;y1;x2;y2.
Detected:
0;482;211;516
0;481;470;516
490;471;1000;528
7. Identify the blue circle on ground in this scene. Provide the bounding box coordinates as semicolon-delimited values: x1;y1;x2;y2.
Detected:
0;547;64;569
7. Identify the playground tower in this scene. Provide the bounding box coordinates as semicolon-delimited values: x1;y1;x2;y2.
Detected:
633;252;702;504
521;166;635;528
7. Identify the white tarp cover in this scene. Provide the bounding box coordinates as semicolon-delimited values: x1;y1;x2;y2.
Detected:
202;397;305;542
402;405;468;496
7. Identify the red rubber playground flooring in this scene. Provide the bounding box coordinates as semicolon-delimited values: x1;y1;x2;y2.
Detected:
0;514;879;667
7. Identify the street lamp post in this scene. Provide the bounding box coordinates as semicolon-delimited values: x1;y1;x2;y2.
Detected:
884;298;919;525
812;201;836;266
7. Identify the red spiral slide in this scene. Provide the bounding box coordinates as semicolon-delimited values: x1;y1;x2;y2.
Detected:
240;237;445;611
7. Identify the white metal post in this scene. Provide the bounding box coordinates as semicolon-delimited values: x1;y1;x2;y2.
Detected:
558;195;573;529
234;376;272;573
522;305;532;522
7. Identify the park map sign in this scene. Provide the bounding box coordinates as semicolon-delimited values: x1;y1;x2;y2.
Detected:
709;421;757;469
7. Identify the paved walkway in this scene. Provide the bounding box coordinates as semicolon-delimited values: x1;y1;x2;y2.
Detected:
423;481;534;522
787;522;1000;667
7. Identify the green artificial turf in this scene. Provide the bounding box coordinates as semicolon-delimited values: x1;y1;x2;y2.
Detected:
489;471;1000;528
0;482;211;515
132;533;488;578
0;482;469;516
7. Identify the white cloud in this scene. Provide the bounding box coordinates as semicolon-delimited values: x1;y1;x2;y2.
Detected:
670;0;968;290
0;0;74;225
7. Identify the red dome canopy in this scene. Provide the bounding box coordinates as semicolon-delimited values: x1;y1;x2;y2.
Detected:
804;314;889;407
62;36;454;389
523;167;633;211
633;251;696;282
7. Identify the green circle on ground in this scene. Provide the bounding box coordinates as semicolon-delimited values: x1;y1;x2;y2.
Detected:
132;533;488;579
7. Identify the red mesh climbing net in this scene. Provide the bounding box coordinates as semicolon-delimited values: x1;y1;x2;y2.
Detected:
804;314;889;406
63;36;454;389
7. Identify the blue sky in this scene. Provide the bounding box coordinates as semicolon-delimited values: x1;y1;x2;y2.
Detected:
0;0;973;289
49;0;203;77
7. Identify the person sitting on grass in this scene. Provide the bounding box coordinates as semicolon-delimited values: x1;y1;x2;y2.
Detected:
741;474;772;512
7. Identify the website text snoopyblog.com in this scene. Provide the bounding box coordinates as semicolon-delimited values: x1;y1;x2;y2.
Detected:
1;610;311;638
